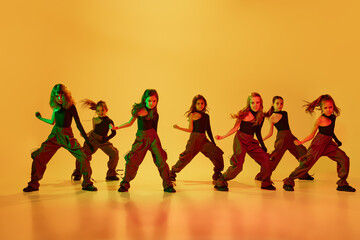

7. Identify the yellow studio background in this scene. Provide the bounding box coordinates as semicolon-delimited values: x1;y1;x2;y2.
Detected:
1;1;359;191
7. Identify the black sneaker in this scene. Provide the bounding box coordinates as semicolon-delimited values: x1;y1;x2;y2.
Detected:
106;176;120;181
164;186;176;193
71;170;81;181
337;185;356;192
214;185;229;191
118;186;128;192
214;176;229;191
212;172;222;181
299;173;314;180
82;184;98;191
23;186;39;192
283;184;294;191
261;185;276;190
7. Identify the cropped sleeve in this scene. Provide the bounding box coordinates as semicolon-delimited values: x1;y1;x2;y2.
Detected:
206;115;216;144
105;119;117;141
255;121;267;152
71;105;90;143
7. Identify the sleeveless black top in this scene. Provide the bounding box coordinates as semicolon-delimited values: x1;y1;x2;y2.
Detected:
238;110;266;150
94;116;116;141
192;113;215;143
137;113;159;132
54;105;88;141
273;111;290;131
318;114;336;136
239;110;263;135
240;121;259;135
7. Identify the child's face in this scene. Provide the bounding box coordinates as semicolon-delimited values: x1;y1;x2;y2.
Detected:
146;96;158;109
55;93;65;105
273;98;284;112
96;106;108;117
250;96;261;112
195;99;205;112
321;100;334;116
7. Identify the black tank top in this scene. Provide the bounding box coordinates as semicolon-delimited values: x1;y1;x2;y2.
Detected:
94;116;116;140
238;110;266;150
274;111;290;131
193;113;208;133
137;113;159;131
239;110;262;135
240;121;257;135
54;105;88;141
318;114;336;136
55;106;74;127
193;113;215;143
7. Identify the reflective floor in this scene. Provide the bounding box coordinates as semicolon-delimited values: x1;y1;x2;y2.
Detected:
1;173;359;240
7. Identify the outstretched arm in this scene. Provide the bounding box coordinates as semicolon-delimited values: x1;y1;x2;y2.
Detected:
294;118;320;145
173;114;193;133
35;110;56;125
110;116;136;130
215;120;241;140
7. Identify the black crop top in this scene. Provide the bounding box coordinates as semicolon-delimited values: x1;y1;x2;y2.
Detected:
55;106;74;127
94;116;116;141
193;113;215;144
239;121;259;135
273;111;290;131
54;105;89;142
137;113;159;131
239;110;262;135
238;110;267;151
318;114;336;136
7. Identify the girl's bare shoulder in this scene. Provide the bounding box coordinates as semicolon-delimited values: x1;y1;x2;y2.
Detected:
243;111;253;121
270;112;282;123
137;108;148;117
317;115;331;126
192;112;202;121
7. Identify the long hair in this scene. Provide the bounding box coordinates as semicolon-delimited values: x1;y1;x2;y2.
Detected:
49;84;75;110
304;94;340;116
132;89;159;119
185;94;208;117
265;96;283;118
81;99;108;112
231;92;264;125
